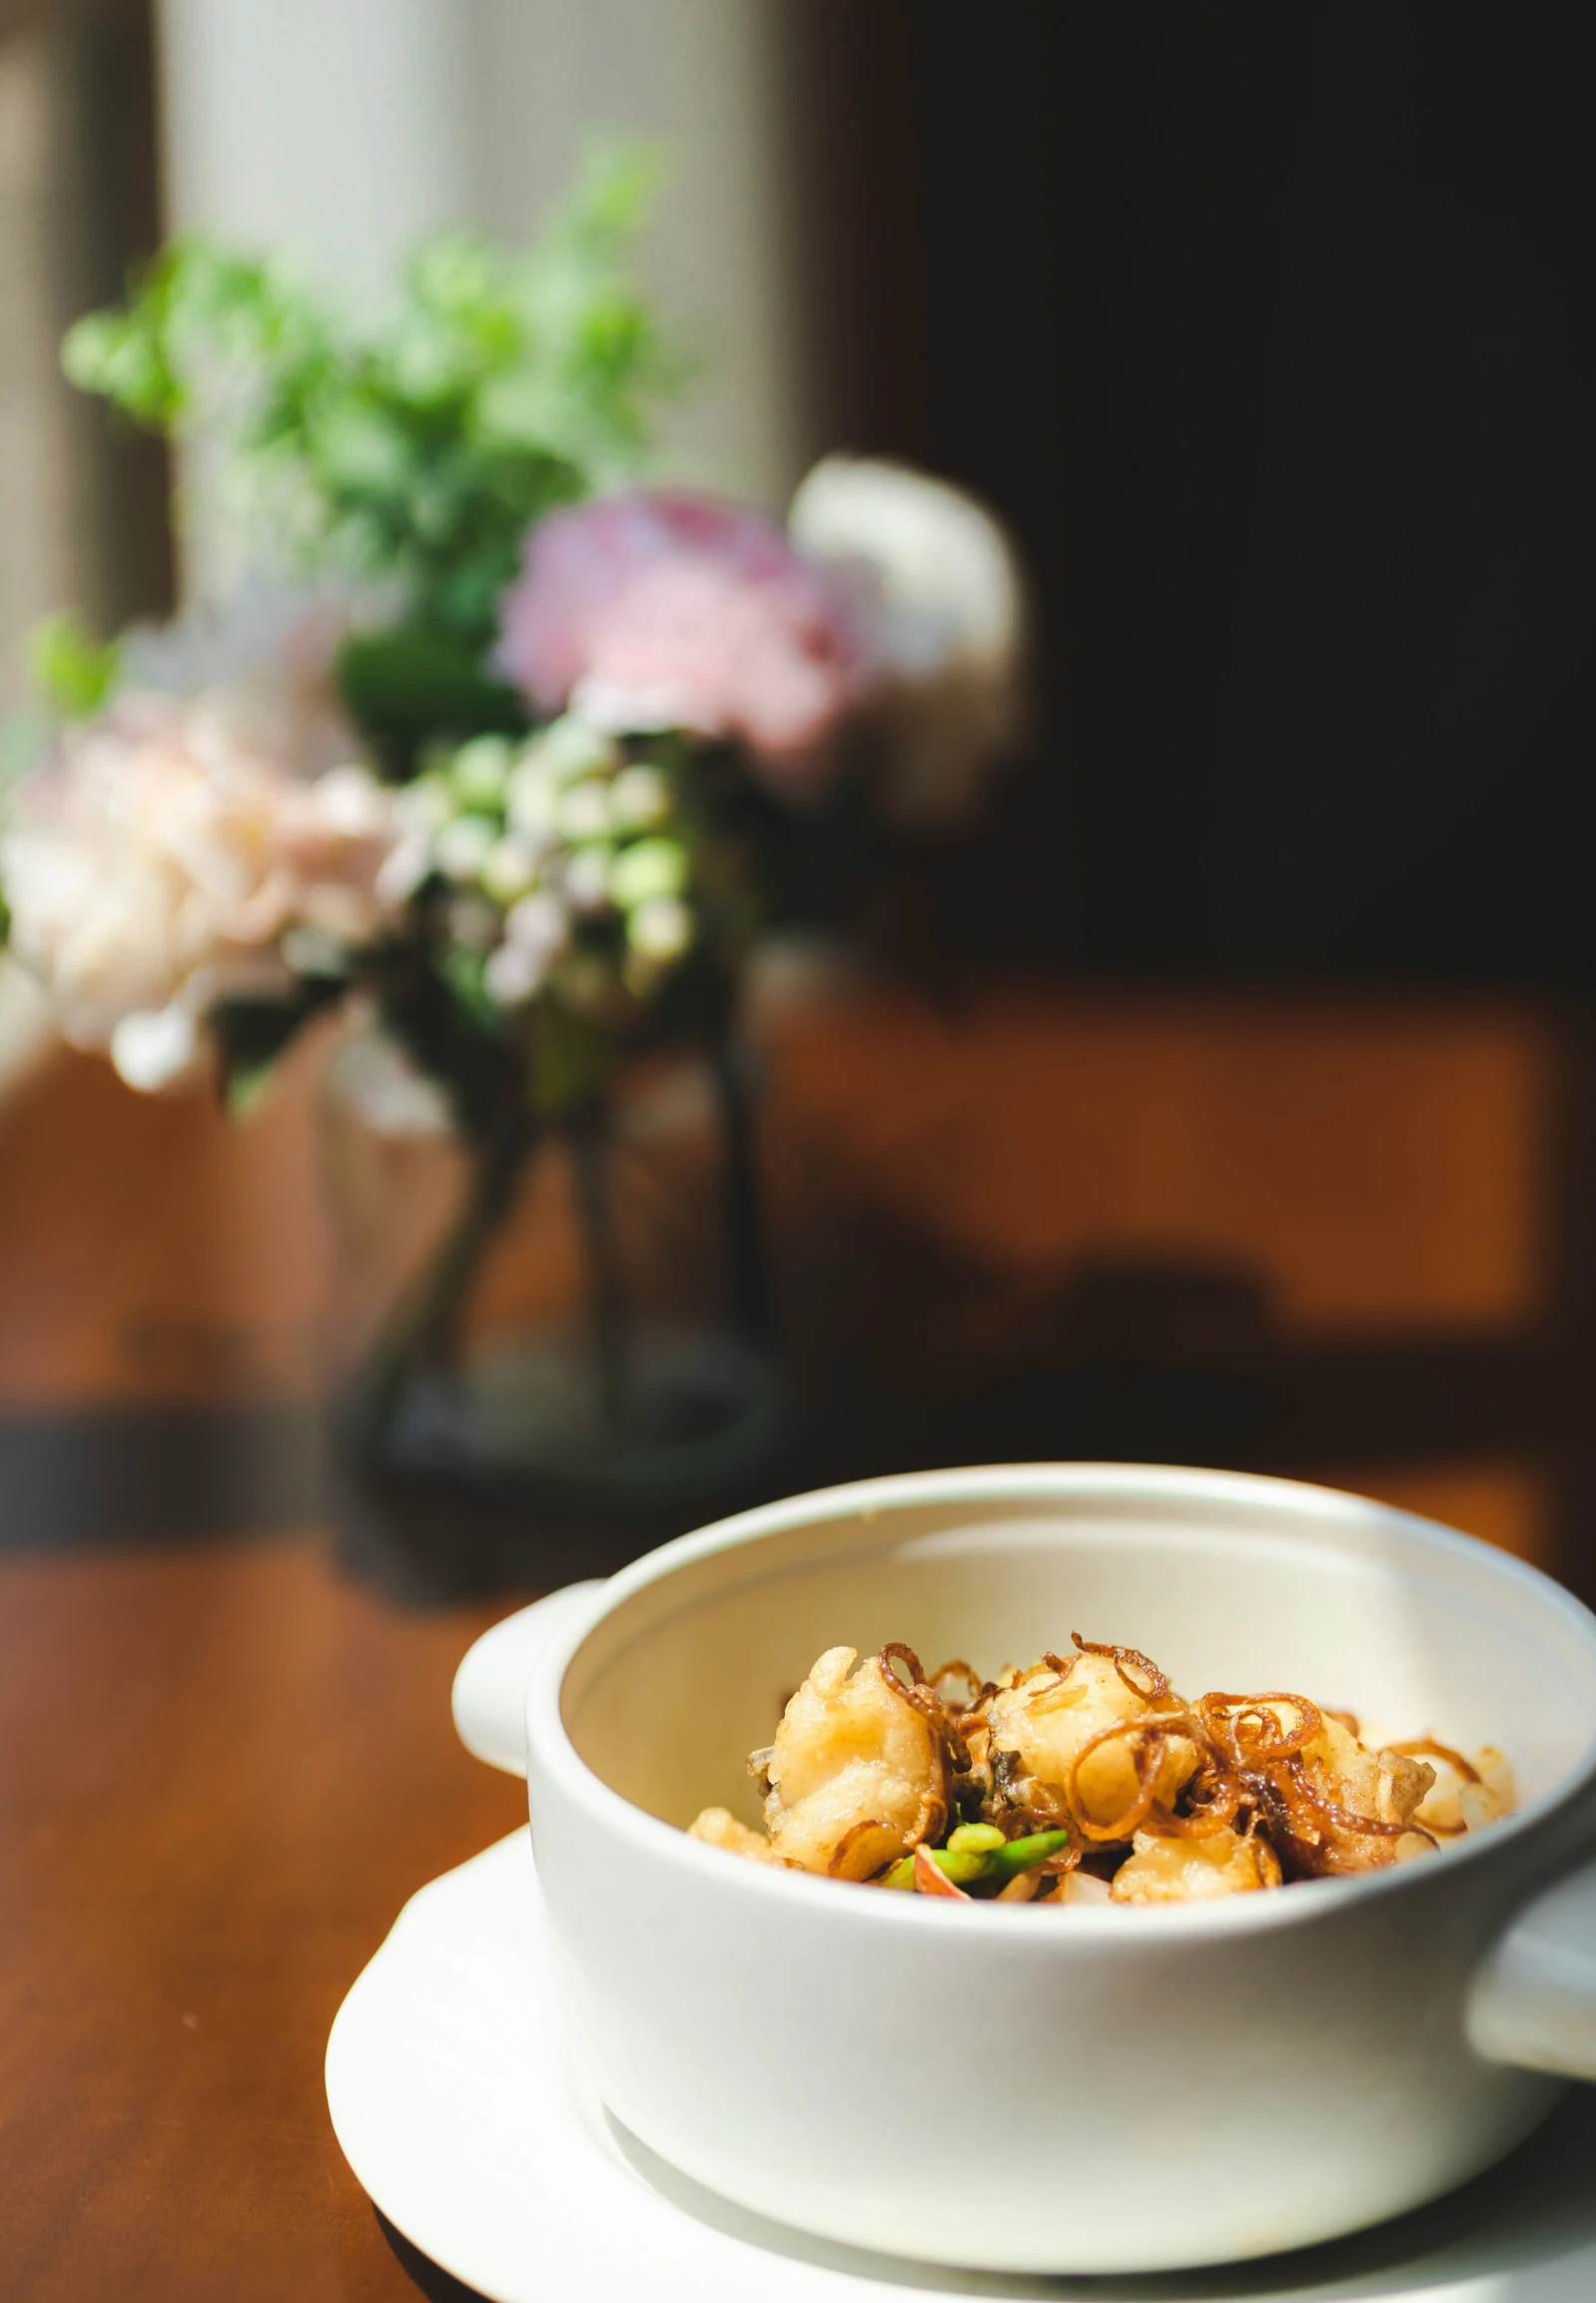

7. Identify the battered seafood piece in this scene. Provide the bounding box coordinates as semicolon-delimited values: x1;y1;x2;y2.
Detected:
982;1647;1200;1834
1111;1824;1282;1904
686;1807;784;1864
685;1629;1513;1905
1268;1709;1436;1874
746;1643;958;1880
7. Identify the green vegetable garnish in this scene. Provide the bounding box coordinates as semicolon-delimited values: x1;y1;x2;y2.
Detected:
987;1830;1071;1883
880;1848;992;1892
880;1824;1071;1893
946;1822;1006;1855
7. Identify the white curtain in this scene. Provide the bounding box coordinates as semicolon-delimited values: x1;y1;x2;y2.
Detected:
156;0;809;597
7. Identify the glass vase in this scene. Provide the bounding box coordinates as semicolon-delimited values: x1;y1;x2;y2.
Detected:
319;1026;792;1596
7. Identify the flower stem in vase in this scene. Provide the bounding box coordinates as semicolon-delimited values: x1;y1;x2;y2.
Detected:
357;1104;535;1458
569;1106;629;1440
712;1040;773;1346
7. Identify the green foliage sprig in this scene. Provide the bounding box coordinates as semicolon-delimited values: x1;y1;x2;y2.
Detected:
27;612;121;720
63;145;684;655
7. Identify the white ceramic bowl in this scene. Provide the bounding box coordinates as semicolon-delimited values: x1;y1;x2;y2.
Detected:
454;1465;1596;2275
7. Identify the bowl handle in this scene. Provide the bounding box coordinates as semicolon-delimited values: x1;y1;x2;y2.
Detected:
450;1584;605;1777
1465;1857;1596;2079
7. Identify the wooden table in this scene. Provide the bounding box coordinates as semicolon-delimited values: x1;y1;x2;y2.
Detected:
0;1536;530;2302
2;984;1592;2299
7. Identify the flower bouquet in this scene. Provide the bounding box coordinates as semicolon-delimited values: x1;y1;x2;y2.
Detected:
0;152;1024;1585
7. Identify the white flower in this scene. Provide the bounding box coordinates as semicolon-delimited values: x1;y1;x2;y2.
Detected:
788;454;1027;825
432;814;497;883
483;941;545;1007
561;846;612;915
486;889;569;1007
282;763;404;940
524;714;620;786
556;780;612;844
309;762;392;839
478;837;542;906
569;674;684;738
375;774;449;904
109;1005;204;1093
118;574;369;780
609;763;669;831
628;894;693;963
0;693;403;1073
504;891;567;957
505;757;558;844
394;775;452;836
374;834;431;909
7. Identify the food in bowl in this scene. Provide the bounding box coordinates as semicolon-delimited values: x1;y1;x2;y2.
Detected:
496;1464;1596;2271
687;1631;1513;1903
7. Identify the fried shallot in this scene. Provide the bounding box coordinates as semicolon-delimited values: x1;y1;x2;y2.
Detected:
684;1631;1511;1905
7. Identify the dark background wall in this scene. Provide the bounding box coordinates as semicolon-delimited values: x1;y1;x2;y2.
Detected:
788;2;1596;986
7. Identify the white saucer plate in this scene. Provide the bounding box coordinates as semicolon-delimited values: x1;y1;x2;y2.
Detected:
327;1833;1596;2303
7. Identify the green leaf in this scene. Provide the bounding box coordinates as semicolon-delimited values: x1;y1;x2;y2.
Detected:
58;146;684;649
62;309;175;425
310;400;416;498
28;612;120;718
438;944;499;1032
225;1052;285;1118
335;627;526;774
567;140;670;242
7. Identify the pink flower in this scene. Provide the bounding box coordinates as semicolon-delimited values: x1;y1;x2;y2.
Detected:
0;693;402;1087
492;492;866;791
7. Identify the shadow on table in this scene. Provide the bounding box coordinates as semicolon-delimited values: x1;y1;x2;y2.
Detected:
780;1217;1596;1605
0;1397;323;1553
5;1244;1594;1611
377;2210;492;2303
8;1008;1596;1609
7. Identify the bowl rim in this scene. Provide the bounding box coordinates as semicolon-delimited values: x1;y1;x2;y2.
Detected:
525;1461;1596;1938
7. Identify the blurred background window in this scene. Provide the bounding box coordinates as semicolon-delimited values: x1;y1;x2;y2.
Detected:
7;3;1594;990
3;0;1595;1584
